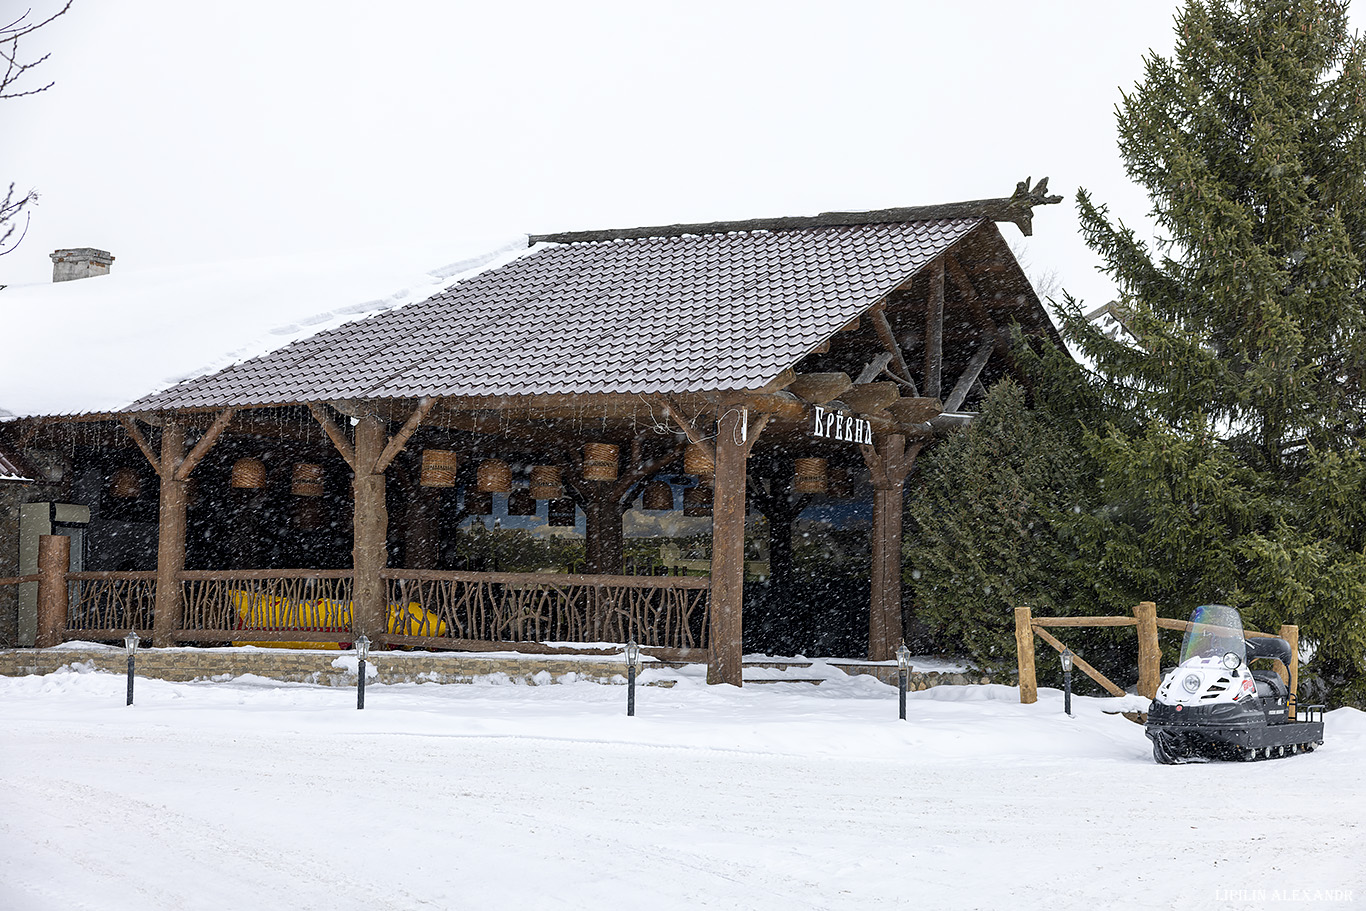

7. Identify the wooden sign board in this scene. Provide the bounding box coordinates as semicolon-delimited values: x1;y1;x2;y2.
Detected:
811;405;873;445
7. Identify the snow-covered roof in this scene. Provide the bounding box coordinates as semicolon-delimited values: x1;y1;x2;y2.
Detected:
0;236;529;419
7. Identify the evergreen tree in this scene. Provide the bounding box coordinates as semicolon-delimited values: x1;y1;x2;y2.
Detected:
1055;0;1366;702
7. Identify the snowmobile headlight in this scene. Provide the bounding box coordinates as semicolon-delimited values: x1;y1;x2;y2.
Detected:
1182;673;1202;694
1222;651;1241;671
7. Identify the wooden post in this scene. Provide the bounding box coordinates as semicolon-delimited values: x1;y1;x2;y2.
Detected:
1014;604;1037;704
1279;623;1298;720
923;257;944;399
153;422;188;647
352;412;389;644
709;406;750;686
35;534;71;648
1134;601;1160;700
861;433;921;662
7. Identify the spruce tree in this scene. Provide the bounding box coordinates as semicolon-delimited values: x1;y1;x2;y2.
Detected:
1056;0;1366;702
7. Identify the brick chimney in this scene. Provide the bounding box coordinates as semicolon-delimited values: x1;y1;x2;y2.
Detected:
50;248;115;282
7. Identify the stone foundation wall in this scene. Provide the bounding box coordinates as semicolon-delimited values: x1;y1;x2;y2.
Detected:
0;647;1005;691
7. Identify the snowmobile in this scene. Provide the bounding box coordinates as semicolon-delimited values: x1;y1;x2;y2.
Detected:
1145;604;1325;764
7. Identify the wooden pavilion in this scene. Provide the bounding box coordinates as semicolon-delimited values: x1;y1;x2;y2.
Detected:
1;181;1063;685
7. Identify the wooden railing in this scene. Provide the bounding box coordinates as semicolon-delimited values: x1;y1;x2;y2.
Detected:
382;569;711;657
43;565;709;657
1014;603;1299;715
66;571;157;638
178;569;355;643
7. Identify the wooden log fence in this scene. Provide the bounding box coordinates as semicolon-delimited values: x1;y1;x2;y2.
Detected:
1014;604;1299;717
33;562;710;658
382;569;710;656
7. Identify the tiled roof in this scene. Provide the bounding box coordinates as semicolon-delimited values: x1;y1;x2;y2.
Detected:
128;218;984;411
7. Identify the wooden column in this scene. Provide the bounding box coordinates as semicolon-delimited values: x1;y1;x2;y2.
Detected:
1134;600;1160;699
860;433;922;662
923;257;945;400
1014;604;1037;704
152;422;188;647
709;407;752;686
352;412;389;643
35;534;71;648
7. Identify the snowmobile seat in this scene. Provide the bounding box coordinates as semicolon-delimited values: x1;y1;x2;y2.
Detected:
1251;669;1287;699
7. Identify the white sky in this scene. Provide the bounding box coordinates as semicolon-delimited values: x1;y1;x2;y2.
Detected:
0;1;1279;311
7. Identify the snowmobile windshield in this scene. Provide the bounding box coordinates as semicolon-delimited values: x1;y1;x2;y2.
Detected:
1179;604;1247;665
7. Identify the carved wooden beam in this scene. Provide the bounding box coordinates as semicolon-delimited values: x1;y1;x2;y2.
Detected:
118;416;161;474
308;403;357;471
942;340;994;412
870;307;918;395
374;396;438;474
174;408;236;481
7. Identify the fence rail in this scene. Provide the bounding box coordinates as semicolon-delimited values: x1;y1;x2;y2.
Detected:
65;571;157;638
1014;603;1299;718
180;570;354;635
382;569;710;651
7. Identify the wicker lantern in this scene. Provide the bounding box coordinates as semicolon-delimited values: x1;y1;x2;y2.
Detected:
109;467;142;499
793;457;828;495
464;489;493;515
547;497;578;527
582;442;619;482
419;449;458;488
529;465;564;500
476;459;512;493
230;458;267;489
683;443;714;479
641;480;674;511
507;488;537;516
291;462;325;497
682;485;712;517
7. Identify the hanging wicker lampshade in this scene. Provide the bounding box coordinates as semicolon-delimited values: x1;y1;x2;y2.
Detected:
582;442;619;482
529;465;564;500
419;449;458;488
293;497;327;531
230;458;267;489
463;489;492;515
641;480;674;511
291;462;324;497
682;485;712;517
683;443;714;479
109;467;142;499
476;459;512;493
547;497;577;527
793;457;828;494
507;488;537;516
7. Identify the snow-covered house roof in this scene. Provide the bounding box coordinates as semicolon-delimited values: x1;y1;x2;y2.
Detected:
0;237;528;419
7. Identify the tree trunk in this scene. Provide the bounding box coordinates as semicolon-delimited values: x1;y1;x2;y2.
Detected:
352;413;389;643
153;422;187;647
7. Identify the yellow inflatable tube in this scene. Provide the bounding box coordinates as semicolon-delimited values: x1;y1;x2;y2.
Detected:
231;590;447;649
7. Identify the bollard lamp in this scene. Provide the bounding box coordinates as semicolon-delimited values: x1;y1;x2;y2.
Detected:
896;641;911;721
355;635;371;710
1060;648;1074;716
124;629;140;706
625;639;640;717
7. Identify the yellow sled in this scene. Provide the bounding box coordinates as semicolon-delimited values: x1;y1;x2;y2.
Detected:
231;590;447;649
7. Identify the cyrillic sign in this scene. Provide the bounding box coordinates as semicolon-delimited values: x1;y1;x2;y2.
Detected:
811;405;873;445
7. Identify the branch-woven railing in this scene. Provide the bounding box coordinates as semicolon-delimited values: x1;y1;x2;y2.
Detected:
65;571;156;638
178;569;354;643
382;569;710;651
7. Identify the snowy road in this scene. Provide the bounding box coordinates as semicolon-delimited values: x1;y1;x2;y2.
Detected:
2;664;1362;911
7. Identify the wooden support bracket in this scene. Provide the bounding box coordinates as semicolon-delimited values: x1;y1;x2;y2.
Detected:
174;408;236;481
308;403;357;471
374;396;438;474
119;416;162;474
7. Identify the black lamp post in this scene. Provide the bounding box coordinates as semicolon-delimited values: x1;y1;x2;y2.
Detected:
124;629;139;706
355;635;370;710
896;642;911;721
1061;647;1074;716
625;639;639;717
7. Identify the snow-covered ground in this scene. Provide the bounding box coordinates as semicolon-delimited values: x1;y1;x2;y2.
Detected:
2;666;1362;911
